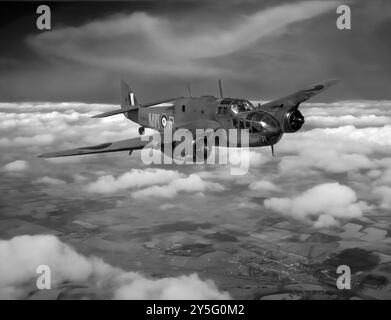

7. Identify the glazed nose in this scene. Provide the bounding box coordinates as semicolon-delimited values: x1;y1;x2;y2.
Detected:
258;115;283;136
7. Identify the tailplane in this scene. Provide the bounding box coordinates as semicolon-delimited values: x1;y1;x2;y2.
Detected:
92;80;180;119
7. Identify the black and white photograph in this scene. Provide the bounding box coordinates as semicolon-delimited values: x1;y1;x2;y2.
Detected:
1;0;391;306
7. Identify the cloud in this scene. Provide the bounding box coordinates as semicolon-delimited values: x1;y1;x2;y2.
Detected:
303;101;391;118
115;273;229;300
279;151;374;174
85;169;224;199
306;115;391;128
374;166;391;185
264;182;368;228
373;186;391;209
248;180;281;197
280;125;391;155
131;173;224;199
159;203;187;211
227;148;270;169
0;103;145;155
0;134;55;148
85;169;184;194
27;1;338;76
3;160;28;172
34;176;66;185
277;124;391;175
0;235;230;299
249;180;280;192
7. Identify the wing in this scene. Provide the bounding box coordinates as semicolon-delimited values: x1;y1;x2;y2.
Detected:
38;135;155;158
259;79;339;110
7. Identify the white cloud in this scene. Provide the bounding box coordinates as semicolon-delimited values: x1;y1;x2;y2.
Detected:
115;273;229;300
3;160;28;172
159;203;187;211
264;182;367;228
27;1;337;76
249;180;281;192
85;169;184;194
279;151;374;174
132;173;224;199
85;169;224;199
227;148;270;170
373;186;391;209
34;176;66;185
0;134;55;148
0;235;230;299
0;103;144;158
280;125;391;156
248;180;281;197
375;167;391;185
302;100;391;117
237;201;260;210
277;125;391;175
306;115;391;128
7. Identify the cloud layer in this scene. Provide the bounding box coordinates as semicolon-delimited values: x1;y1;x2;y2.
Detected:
85;168;225;199
0;235;230;299
2;100;391;228
27;1;338;76
264;183;368;228
3;160;28;172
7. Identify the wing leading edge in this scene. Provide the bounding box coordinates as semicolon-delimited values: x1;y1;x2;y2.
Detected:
259;79;339;110
38;136;153;158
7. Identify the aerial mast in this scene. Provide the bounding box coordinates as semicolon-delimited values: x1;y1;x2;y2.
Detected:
186;83;192;97
218;79;223;98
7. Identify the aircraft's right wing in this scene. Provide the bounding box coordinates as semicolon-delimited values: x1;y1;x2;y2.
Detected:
38;135;156;158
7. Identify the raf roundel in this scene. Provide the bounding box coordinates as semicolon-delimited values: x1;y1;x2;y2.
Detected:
161;115;167;128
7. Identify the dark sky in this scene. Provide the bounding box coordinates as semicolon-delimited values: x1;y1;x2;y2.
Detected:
0;0;390;103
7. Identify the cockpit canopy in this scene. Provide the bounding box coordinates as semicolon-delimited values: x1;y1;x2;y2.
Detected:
217;99;254;115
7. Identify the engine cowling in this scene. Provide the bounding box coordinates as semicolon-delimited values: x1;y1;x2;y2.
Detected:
282;109;305;132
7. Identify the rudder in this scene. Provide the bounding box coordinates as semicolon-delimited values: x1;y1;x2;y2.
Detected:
121;80;139;109
121;80;139;122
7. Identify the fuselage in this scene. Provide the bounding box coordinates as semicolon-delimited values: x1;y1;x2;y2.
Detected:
126;96;284;147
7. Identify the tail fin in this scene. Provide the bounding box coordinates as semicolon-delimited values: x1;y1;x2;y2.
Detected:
120;80;139;122
121;80;139;109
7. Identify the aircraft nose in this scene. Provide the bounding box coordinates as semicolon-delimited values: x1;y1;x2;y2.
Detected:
258;115;283;135
246;112;283;140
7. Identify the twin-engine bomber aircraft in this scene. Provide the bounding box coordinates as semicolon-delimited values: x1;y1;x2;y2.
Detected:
39;79;339;159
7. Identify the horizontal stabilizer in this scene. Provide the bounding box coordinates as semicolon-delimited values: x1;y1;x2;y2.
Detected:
92;97;182;118
92;105;138;118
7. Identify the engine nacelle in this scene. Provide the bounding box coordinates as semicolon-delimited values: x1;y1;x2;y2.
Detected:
282;109;305;133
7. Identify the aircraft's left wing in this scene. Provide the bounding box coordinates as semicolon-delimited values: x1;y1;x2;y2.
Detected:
259;79;339;110
38;135;155;158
